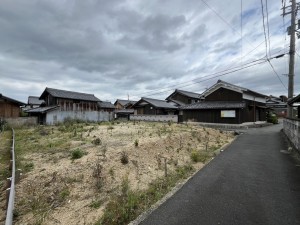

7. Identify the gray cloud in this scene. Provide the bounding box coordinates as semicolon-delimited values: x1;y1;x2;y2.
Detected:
0;0;297;103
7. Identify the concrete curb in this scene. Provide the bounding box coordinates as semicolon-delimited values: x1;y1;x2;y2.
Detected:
128;135;239;225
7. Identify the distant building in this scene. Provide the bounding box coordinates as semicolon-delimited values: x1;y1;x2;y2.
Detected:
266;95;287;117
28;96;45;108
114;99;137;109
0;94;25;118
132;97;178;115
180;80;267;124
165;89;201;106
26;87;113;124
114;99;137;119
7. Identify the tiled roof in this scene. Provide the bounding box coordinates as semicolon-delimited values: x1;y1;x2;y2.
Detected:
28;96;45;105
25;106;59;113
0;94;25;106
176;89;200;99
98;101;115;109
115;99;137;106
167;99;186;106
139;97;178;109
41;88;100;102
201;80;267;98
165;89;200;101
180;101;246;110
288;94;300;104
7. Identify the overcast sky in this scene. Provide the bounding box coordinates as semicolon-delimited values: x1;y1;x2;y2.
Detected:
0;0;299;103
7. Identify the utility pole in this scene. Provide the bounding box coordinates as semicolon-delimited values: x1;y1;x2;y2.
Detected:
283;0;298;117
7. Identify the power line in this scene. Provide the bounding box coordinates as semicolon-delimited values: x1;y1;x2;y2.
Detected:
138;57;266;96
267;59;288;90
260;0;269;58
144;60;268;98
265;0;271;57
241;0;243;66
200;0;255;49
136;50;288;98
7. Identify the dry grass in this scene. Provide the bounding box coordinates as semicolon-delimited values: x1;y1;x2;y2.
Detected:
13;121;234;225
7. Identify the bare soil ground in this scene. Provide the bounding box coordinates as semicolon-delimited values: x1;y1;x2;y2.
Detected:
10;121;234;225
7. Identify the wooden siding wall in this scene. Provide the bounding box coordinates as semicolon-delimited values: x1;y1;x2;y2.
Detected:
241;100;266;122
57;99;98;111
0;101;20;118
45;94;56;105
172;93;198;104
183;109;241;124
205;88;243;101
135;104;169;115
172;93;189;104
115;102;124;109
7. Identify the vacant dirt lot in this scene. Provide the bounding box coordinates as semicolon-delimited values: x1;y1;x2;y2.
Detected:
10;121;234;225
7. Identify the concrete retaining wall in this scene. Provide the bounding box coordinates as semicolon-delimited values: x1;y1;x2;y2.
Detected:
283;118;300;151
5;117;38;127
130;115;178;123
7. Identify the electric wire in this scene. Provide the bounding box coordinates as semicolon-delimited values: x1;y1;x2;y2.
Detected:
267;59;288;90
265;0;272;57
260;0;269;58
200;0;255;49
134;2;290;98
138;57;266;97
144;60;268;97
241;0;243;66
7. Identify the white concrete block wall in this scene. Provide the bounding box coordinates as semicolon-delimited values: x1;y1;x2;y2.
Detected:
283;118;300;151
46;110;113;125
130;114;178;123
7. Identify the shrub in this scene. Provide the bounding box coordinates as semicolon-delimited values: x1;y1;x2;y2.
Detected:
71;148;85;159
92;138;102;145
267;113;278;124
120;151;129;164
190;150;210;163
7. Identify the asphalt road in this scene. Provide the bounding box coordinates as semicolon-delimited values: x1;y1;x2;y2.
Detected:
139;123;300;225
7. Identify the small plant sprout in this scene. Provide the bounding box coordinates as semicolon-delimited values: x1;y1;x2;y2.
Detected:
120;151;129;165
93;159;104;190
134;139;139;147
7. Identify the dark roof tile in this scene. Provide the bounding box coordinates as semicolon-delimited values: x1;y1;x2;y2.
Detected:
41;88;100;102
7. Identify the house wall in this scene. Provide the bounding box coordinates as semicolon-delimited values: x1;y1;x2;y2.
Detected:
57;99;98;111
0;101;21;118
205;88;243;101
241;100;266;122
203;88;266;123
46;110;113;125
135;105;172;115
170;93;199;104
182;109;242;124
115;102;124;109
